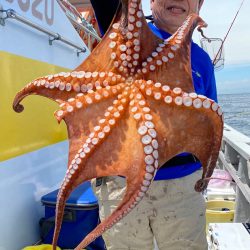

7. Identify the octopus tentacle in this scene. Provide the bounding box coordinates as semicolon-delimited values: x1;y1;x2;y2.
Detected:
107;0;143;77
194;117;223;192
139;14;207;76
137;79;223;190
125;0;143;75
52;188;71;250
130;85;159;178
136;79;223;118
75;180;145;250
54;82;127;122
52;89;131;249
13;71;126;113
75;87;159;250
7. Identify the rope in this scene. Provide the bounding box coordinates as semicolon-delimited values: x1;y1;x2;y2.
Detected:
213;0;245;65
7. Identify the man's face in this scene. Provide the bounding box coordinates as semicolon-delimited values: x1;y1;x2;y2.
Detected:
150;0;204;34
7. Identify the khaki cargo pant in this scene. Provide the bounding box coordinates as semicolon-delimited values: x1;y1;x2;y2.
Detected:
92;170;207;250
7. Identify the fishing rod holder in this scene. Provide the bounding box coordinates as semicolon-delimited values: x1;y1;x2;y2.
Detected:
0;8;15;26
76;49;86;57
0;8;87;56
49;33;61;45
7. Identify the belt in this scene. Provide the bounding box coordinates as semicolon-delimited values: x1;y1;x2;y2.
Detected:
96;155;199;186
161;154;198;168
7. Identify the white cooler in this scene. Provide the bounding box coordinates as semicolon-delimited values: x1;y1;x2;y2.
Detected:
207;223;250;250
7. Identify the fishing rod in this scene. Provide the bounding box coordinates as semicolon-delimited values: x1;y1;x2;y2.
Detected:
213;0;245;65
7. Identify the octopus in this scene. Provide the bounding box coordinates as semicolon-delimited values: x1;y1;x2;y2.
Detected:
13;0;223;249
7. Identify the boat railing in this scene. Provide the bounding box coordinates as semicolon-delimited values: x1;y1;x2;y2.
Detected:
0;8;87;56
218;124;250;222
56;0;101;51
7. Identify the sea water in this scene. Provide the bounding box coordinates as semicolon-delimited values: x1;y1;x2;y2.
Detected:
218;93;250;138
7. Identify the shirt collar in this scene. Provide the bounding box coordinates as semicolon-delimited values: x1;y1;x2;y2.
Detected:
148;22;194;45
148;22;172;40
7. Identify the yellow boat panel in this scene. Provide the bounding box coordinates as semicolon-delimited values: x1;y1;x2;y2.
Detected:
0;51;68;162
22;245;61;250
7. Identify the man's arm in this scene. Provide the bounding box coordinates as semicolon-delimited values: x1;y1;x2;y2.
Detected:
90;0;120;36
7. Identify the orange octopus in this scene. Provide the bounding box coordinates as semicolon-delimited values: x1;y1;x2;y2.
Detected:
13;0;223;249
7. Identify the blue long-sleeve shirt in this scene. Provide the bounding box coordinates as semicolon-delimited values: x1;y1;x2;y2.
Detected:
90;1;218;180
148;23;217;180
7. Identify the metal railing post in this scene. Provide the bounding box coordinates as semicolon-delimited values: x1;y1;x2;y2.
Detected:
218;125;250;223
234;157;250;222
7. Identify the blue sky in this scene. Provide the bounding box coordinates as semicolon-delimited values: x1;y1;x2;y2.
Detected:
142;0;250;94
216;64;250;94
